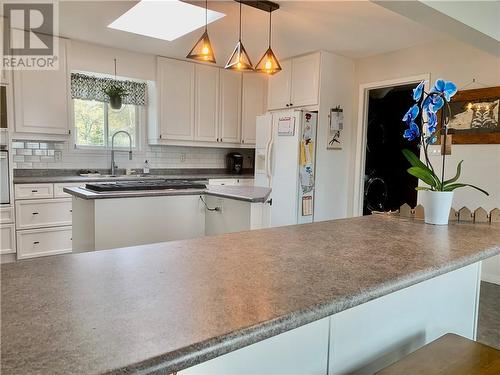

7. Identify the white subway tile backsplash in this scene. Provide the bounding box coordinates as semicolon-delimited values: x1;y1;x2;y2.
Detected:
12;139;254;170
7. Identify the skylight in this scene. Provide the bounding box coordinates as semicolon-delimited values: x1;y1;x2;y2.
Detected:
108;0;225;41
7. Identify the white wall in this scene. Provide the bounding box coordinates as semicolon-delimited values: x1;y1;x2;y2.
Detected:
314;51;356;221
352;38;500;284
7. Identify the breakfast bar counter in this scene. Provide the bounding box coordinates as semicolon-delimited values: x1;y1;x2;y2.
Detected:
1;216;499;374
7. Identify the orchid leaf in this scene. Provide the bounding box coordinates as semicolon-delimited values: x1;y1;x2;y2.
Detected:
402;149;441;188
443;183;489;196
407;167;438;188
442;160;463;186
415;186;431;191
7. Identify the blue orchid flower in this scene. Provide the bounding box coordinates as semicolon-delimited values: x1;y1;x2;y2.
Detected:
413;80;426;101
430;79;457;101
427;111;437;133
403;104;419;125
403;121;420;141
423;94;444;113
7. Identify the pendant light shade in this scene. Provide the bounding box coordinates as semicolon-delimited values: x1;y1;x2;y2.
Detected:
225;2;254;71
255;11;281;74
187;0;216;63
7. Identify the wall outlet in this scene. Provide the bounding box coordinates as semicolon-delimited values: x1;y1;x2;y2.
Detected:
429;147;441;156
180;152;186;163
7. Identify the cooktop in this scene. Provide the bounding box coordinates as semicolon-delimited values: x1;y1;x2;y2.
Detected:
85;180;207;192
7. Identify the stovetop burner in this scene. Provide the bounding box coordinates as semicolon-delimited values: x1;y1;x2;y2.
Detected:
85;180;207;192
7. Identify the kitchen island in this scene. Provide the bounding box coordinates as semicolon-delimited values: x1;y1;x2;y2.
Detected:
1;216;499;375
65;184;271;252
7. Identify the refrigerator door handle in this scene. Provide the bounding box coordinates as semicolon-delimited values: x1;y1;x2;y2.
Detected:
266;139;274;182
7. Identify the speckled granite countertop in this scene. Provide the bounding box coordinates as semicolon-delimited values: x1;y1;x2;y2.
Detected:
1;216;499;375
64;185;272;203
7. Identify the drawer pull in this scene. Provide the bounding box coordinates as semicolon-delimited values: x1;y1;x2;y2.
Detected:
31;190;38;193
70;209;72;213
33;241;39;245
32;212;39;215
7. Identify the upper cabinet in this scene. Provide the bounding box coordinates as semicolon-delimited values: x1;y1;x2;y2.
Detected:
194;64;219;142
267;52;320;111
151;56;267;148
242;74;267;145
219;70;242;144
157;57;195;141
13;38;70;137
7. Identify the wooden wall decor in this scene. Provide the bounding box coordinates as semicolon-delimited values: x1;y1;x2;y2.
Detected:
398;204;499;224
458;207;473;222
474;208;489;223
449;208;458;222
399;203;413;218
414;205;425;220
491;208;500;223
438;86;500;144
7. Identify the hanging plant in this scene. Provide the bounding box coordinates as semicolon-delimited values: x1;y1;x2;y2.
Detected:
103;58;127;110
104;84;128;110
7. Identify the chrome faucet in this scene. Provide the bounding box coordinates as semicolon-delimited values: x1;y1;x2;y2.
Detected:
110;131;132;176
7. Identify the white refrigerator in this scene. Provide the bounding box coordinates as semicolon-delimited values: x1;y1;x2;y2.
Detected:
255;110;318;227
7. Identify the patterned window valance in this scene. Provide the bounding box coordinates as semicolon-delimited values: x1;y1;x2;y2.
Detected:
70;73;147;106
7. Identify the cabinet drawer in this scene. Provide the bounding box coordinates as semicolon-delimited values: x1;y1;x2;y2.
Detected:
15;183;53;200
208;178;238;186
16;198;72;230
54;182;85;198
0;205;15;224
0;224;16;255
236;178;254;186
17;226;72;259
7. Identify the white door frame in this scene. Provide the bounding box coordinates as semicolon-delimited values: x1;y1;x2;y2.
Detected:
352;74;431;217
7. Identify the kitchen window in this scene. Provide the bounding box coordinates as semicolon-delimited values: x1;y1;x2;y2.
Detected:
70;72;147;149
73;99;139;148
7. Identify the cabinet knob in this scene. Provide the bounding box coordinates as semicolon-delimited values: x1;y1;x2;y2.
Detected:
290;103;293;106
242;140;244;144
285;104;289;107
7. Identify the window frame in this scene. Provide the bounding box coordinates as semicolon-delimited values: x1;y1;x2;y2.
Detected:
71;98;142;152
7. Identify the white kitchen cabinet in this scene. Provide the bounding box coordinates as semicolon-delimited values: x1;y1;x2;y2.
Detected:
219;69;242;143
157;57;195;141
0;224;16;255
267;59;292;110
16;198;72;230
267;52;320;110
53;182;86;198
16;226;72;259
15;183;54;200
290;53;321;108
13;38;70;137
241;74;267;145
194;64;219;142
0;206;15;224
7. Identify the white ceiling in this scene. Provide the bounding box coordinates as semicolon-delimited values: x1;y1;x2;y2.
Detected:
59;0;448;64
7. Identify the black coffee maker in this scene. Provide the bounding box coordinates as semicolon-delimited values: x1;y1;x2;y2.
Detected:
226;152;244;174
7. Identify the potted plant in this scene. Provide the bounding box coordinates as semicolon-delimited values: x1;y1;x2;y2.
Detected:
104;84;127;110
401;79;488;225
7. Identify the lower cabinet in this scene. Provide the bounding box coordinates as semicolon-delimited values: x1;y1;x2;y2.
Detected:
14;182;80;259
17;226;72;259
208;178;254;186
0;224;16;255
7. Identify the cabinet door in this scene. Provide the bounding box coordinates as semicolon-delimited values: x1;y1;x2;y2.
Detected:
158;57;195;141
242;74;267;145
219;70;242;143
267;59;291;110
290;52;320;108
13;38;70;135
194;64;219;142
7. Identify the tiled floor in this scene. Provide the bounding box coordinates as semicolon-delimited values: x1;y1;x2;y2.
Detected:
477;281;500;350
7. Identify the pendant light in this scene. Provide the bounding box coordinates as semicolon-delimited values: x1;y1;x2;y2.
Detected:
255;10;281;75
186;0;216;63
225;1;253;71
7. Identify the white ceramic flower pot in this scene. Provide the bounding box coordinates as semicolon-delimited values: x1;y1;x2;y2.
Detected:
421;190;454;225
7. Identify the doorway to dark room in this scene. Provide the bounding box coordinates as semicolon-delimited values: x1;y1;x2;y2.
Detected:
363;84;421;215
